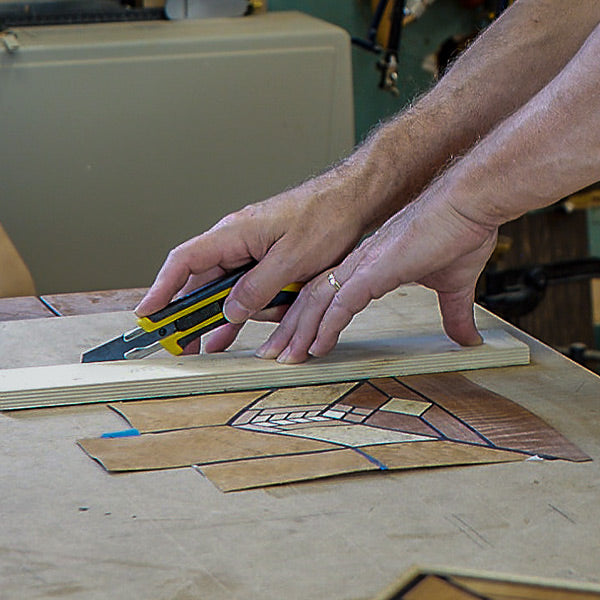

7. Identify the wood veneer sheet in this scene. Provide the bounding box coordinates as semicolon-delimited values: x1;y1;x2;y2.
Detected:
198;449;380;492
450;575;600;599
78;374;589;492
402;575;479;599
377;570;600;600
79;425;338;471
400;373;590;461
203;442;524;493
110;390;267;433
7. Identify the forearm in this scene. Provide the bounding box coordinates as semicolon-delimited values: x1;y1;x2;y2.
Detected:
336;0;600;232
440;22;600;229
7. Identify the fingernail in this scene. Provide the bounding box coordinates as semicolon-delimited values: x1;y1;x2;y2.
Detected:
134;304;148;317
255;343;278;360
276;347;292;364
223;299;251;323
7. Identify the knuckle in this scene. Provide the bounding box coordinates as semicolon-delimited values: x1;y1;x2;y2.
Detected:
166;236;200;262
212;211;241;231
305;284;323;305
329;290;357;320
166;244;184;262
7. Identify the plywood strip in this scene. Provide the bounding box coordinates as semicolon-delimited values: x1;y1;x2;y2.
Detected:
0;285;530;410
0;328;528;410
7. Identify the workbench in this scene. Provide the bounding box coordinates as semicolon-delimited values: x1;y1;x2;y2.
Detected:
1;289;599;599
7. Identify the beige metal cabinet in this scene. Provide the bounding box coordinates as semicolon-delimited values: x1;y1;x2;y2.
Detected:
0;12;354;292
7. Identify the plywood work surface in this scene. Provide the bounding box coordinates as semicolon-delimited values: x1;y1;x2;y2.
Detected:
1;286;600;600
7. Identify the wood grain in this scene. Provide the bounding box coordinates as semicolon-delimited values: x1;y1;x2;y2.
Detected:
364;440;524;470
364;411;440;437
339;381;400;410
78;425;338;472
421;405;488;445
403;576;479;599
450;575;600;600
401;373;590;461
375;569;600;600
253;382;357;409
0;296;53;321
198;449;378;492
369;377;429;403
110;390;266;433
41;288;147;316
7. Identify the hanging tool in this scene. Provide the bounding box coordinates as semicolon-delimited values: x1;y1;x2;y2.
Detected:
81;264;301;363
376;0;407;96
352;0;408;96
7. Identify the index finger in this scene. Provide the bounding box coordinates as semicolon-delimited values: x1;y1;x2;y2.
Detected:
135;231;243;316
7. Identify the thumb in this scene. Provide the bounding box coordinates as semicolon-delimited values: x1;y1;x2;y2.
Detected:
437;288;483;346
223;253;300;323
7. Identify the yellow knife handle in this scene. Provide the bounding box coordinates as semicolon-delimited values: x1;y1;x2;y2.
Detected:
137;266;302;355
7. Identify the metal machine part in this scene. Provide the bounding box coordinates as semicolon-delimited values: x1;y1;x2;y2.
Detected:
165;0;250;20
0;1;165;27
351;0;413;96
0;0;258;28
478;257;600;320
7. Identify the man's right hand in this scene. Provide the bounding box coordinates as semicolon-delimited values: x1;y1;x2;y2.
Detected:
135;174;369;352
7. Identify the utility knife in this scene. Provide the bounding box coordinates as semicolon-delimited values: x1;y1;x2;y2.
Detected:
81;264;301;363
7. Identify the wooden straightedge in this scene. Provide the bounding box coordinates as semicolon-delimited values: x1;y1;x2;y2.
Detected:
0;286;530;410
0;328;528;410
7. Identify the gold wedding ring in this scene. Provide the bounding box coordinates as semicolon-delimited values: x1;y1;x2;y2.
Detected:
327;272;342;292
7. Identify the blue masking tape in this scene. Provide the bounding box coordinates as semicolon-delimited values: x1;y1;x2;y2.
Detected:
101;428;140;439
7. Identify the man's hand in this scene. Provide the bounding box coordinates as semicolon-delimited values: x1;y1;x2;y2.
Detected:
135;174;371;351
254;192;497;363
136;6;600;359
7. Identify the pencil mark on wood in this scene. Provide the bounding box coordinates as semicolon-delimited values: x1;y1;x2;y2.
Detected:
548;503;577;524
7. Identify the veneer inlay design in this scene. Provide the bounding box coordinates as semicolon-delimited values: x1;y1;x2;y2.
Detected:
78;373;590;492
